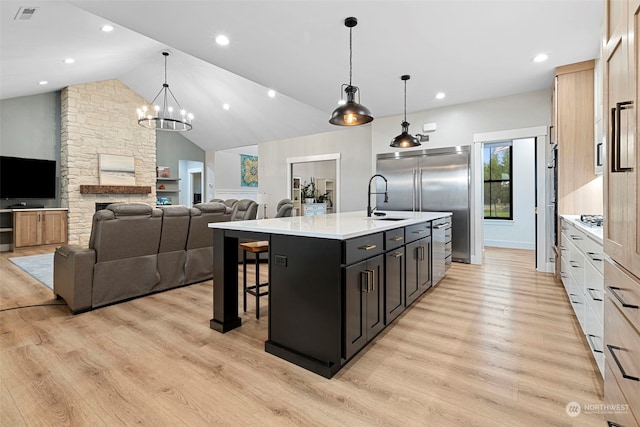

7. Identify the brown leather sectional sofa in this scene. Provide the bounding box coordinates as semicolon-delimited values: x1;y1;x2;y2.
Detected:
53;202;233;314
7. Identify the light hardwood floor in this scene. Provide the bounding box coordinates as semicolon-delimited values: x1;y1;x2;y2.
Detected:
1;247;606;426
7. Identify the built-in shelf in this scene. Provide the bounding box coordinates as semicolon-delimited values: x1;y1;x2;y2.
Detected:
80;185;152;194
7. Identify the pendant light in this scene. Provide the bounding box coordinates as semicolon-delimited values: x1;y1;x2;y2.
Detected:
329;17;373;126
390;75;421;148
137;51;193;132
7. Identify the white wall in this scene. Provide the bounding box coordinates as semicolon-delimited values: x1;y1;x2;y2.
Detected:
258;126;372;217
371;89;551;264
483;138;536;249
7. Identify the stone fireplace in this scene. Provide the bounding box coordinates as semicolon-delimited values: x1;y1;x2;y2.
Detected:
60;79;156;246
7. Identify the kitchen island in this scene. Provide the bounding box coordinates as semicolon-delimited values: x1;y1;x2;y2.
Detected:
208;210;451;378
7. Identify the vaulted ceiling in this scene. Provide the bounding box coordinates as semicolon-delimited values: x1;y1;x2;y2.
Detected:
1;1;603;152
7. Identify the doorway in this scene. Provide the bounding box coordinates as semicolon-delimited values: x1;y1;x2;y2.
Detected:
473;126;552;273
286;153;341;215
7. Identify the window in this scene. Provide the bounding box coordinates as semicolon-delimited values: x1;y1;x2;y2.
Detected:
483;142;513;220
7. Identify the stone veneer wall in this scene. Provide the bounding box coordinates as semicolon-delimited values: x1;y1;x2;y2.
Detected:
60;79;156;246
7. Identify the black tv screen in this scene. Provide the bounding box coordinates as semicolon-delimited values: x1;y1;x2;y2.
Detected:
0;156;57;199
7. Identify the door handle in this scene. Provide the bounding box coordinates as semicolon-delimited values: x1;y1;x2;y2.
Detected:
607;286;639;309
607;345;639;381
610;101;634;172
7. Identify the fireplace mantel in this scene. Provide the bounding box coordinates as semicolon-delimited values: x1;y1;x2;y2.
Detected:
79;185;152;195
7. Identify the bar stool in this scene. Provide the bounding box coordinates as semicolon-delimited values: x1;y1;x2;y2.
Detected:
239;241;269;319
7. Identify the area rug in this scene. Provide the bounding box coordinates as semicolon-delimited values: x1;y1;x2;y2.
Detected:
9;253;54;290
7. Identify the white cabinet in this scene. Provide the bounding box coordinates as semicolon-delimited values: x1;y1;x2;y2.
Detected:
559;216;604;377
301;203;326;216
316;178;335;213
291;176;301;214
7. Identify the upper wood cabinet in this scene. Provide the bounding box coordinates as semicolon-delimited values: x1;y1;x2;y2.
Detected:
603;0;639;277
554;60;601;216
14;209;67;248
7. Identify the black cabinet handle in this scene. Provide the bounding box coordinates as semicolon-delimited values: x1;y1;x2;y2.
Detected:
569;294;581;304
586;252;603;262
570;234;583;241
607;345;639;381
607;286;639;309
596;142;603;167
586;334;603;353
586;288;602;301
569;260;580;268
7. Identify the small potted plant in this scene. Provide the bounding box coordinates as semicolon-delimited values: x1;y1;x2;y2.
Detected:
301;181;316;204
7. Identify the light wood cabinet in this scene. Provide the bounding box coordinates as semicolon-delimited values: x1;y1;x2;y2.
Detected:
555;60;600;216
14;209;67;248
603;0;639;278
603;0;640;424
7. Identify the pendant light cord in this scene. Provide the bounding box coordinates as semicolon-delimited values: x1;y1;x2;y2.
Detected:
403;79;407;122
349;26;353;86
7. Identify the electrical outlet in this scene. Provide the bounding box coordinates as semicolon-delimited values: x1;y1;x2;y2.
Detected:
274;255;287;267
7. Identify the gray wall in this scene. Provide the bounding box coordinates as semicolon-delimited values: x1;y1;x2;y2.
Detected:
156;131;205;180
1;91;206;208
0;92;61;207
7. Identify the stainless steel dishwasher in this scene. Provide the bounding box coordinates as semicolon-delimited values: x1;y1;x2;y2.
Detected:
432;217;452;285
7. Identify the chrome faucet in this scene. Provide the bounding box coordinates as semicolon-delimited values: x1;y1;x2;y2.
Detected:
367;174;389;217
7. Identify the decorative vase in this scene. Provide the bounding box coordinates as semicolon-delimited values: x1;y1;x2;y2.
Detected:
305;198;315;204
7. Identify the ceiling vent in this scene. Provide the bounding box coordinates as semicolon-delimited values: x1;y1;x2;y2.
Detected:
14;7;39;21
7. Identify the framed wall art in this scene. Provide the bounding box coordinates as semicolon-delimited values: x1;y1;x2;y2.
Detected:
241;154;258;187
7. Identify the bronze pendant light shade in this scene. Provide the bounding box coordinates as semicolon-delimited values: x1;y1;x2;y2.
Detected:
390;75;421;148
329;17;374;126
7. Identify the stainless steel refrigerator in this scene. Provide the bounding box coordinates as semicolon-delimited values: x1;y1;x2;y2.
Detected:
376;146;471;263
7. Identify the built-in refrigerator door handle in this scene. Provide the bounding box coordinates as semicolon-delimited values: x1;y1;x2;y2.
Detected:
419;169;423;212
412;168;417;211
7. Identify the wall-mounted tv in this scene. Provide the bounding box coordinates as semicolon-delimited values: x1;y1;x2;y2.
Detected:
0;156;57;199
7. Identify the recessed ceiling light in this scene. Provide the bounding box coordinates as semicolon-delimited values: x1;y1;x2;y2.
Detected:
435;92;446;100
267;89;276;98
215;35;230;46
533;53;549;63
100;24;114;32
222;103;230;110
38;80;48;85
63;58;75;64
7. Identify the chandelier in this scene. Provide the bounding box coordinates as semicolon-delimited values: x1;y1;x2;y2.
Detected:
137;51;193;131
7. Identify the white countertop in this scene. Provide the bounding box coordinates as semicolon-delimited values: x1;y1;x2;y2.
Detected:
208;210;452;240
561;215;603;244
